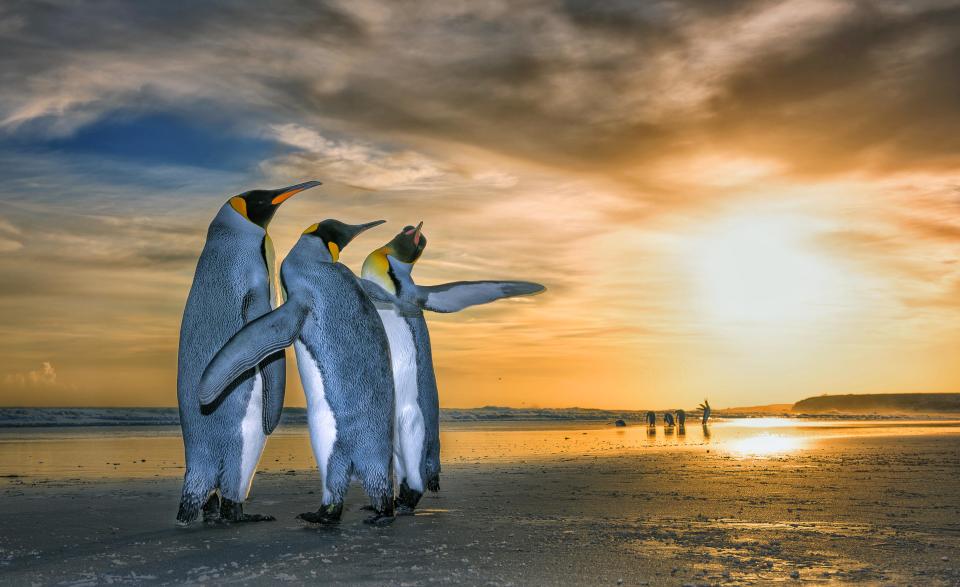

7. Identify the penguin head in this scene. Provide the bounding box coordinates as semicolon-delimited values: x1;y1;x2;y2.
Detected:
302;219;387;262
360;222;426;293
386;221;427;264
228;180;321;228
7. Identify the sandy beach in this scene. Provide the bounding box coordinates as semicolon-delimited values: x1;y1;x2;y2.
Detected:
1;420;959;586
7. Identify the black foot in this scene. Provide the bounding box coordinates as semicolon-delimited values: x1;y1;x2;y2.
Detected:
202;493;221;524
395;479;423;513
220;497;275;523
426;474;440;493
364;513;395;526
298;502;343;525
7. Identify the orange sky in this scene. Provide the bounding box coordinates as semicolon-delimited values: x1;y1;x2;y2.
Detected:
1;1;959;409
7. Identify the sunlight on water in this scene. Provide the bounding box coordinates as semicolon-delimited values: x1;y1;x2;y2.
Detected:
731;417;798;428
727;433;804;457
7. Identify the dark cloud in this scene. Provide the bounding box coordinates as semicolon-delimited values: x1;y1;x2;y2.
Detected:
2;1;957;177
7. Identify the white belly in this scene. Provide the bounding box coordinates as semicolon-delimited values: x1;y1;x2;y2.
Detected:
239;368;267;499
378;308;425;491
295;341;338;501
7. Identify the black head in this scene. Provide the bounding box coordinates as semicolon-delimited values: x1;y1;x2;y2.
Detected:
386;221;426;263
303;219;387;262
229;180;321;228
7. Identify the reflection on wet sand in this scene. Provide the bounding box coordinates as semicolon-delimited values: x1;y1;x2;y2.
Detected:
1;418;959;480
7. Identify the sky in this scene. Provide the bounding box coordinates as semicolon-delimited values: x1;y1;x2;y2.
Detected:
1;0;959;409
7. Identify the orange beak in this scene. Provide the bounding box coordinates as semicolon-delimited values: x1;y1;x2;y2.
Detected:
271;180;322;205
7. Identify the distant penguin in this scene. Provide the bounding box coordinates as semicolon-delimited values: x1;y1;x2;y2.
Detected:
360;223;545;514
646;411;656;427
176;180;321;525
676;409;686;427
198;219;399;525
664;412;675;427
699;399;711;425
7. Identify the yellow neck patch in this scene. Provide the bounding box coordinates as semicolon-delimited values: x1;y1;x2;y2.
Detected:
327;242;340;263
361;246;395;294
229;196;248;219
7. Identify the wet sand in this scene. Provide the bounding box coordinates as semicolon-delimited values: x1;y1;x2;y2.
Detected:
1;421;959;585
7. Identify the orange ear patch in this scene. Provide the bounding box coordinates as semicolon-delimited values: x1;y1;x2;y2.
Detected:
229;196;248;219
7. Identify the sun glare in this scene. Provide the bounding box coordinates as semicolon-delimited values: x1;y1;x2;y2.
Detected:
728;433;804;457
683;210;846;332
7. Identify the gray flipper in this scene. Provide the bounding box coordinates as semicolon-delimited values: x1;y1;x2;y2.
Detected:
258;351;285;435
385;257;544;313
240;287;286;436
357;278;420;316
198;302;307;408
419;280;545;312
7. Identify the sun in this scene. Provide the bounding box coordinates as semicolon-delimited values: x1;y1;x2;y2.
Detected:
682;208;846;332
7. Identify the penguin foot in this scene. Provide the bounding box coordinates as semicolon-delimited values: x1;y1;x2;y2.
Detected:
298;502;343;525
202;493;222;524
426;475;440;493
363;513;396;527
236;513;277;523
219;497;275;523
395;480;423;513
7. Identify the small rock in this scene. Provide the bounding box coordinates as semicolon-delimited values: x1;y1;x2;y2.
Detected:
616;580;623;585
790;570;800;579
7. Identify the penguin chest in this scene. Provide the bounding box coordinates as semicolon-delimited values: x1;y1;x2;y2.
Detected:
377;309;424;457
378;309;419;412
294;341;338;476
238;368;266;496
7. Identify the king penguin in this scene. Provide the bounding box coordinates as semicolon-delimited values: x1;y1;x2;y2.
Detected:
176;180;320;525
360;223;545;513
198;219;400;525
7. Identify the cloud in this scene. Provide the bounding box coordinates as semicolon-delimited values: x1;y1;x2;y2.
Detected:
0;215;22;251
0;0;957;180
4;361;57;388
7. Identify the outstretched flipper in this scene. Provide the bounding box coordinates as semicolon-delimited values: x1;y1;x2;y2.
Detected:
386;255;545;313
198;302;308;408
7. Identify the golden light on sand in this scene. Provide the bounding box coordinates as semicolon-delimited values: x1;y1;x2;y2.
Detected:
728;433;804;457
683;209;846;332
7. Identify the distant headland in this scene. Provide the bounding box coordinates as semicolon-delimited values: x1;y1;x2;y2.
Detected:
790;393;960;415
